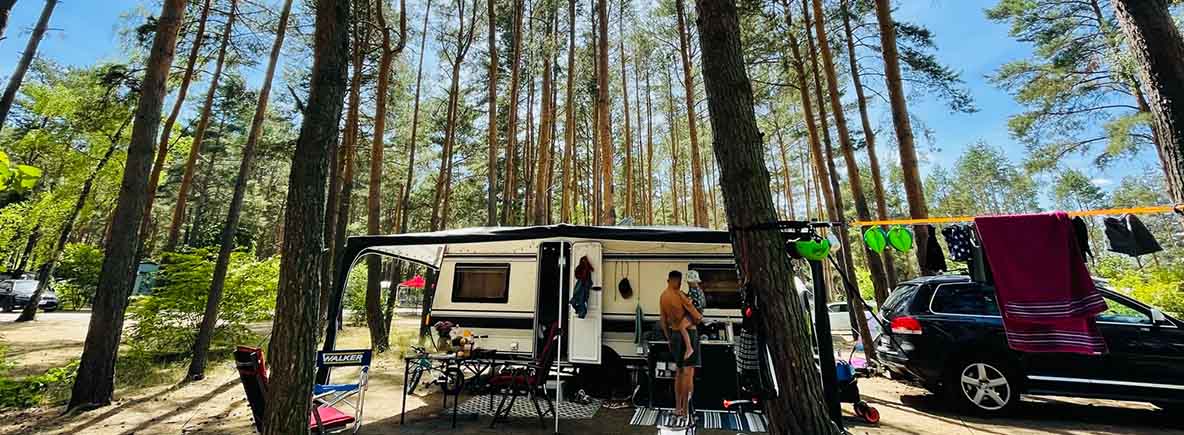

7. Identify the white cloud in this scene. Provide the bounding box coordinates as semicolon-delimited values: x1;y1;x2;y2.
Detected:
1089;178;1113;187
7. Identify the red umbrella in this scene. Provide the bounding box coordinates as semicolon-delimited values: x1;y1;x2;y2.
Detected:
399;275;426;288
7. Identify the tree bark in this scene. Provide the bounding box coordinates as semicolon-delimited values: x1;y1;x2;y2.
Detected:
262;0;350;431
694;1;842;432
810;0;879;361
596;0;613;224
141;0;212;255
431;0;478;231
164;0;237;252
0;0;17;43
874;0;930;269
17;121;126;322
532;1;556;225
619;4;634;221
841;0;896;292
502;0;525;224
774;129;795;219
67;0;186;412
664;61;682;225
645;60;655;225
186;0;295;379
560;0;576;223
1114;0;1184;204
0;0;56;132
485;0;499;225
400;0;432;233
674;0;707;227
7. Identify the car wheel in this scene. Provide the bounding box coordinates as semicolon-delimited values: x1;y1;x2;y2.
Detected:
945;358;1018;416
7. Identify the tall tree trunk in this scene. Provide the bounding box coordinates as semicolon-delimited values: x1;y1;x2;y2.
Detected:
1114;0;1184;204
873;0;930;269
841;0;896;293
560;0;576;223
774;128;795;219
0;0;56;132
140;0;212;254
618;5;633;221
485;0;499;225
17;120;127;322
262;0;350;431
164;0;237;252
810;0;879;360
664;61;682;225
332;0;370;326
186;0;295;379
0;0;17;43
502;0;525;224
645;61;655;224
532;2;556;225
431;0;477;231
67;0;186;412
596;0;613;224
694;1;841;432
674;0;707;227
400;0;432;233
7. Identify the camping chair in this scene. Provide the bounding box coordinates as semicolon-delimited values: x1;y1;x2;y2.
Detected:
233;346;371;434
486;322;561;428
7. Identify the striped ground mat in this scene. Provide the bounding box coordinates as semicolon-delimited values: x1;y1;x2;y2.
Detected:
452;395;601;419
629;407;769;432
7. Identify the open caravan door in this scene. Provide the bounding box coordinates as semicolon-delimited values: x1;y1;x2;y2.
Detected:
568;241;603;364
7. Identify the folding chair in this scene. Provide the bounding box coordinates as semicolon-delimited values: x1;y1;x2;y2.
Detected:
486;322;561;428
233;346;371;434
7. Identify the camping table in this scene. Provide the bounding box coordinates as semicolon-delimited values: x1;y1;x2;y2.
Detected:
399;352;517;428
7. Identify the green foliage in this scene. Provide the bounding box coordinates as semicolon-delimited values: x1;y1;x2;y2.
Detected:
126;249;279;355
53;243;104;309
1052;168;1106;211
0;360;78;409
926;142;1040;216
1094;256;1184;317
0;151;43;193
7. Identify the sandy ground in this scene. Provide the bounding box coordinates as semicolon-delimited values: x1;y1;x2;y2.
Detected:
1;312;1181;435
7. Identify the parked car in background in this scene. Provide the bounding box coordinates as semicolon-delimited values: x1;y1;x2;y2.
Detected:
827;301;877;333
877;275;1184;416
0;279;58;312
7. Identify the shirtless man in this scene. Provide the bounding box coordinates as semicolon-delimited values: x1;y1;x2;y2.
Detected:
659;270;702;422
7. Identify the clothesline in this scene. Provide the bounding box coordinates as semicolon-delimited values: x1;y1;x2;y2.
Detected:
852;204;1184;227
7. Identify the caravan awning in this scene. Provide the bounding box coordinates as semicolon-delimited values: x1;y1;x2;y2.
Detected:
349;224;734;268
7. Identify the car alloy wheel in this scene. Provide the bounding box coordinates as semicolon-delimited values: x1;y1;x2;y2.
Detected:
959;362;1011;411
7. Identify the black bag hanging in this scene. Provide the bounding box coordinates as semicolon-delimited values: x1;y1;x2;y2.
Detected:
1105;214;1163;257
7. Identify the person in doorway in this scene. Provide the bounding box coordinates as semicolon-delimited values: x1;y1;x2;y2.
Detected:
659;270;702;422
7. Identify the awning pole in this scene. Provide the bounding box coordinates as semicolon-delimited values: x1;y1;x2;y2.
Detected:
555;243;566;434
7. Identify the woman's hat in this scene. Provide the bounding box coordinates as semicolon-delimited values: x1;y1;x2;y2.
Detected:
686;270;701;284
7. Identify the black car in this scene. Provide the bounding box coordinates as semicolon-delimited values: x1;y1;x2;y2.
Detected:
877;275;1184;415
0;279;59;312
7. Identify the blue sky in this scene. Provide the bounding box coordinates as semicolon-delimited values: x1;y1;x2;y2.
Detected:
0;0;1159;194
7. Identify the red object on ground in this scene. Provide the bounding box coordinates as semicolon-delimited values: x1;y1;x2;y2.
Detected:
975;212;1108;355
399;275;426;288
309;405;356;430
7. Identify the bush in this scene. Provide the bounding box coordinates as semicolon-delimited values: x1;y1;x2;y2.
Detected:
126;249;279;355
0;360;78;409
1093;255;1184;316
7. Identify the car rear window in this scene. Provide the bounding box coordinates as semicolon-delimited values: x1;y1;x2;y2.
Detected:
880;284;918;317
930;284;1000;316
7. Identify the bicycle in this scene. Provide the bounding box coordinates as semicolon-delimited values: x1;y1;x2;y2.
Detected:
404;346;463;395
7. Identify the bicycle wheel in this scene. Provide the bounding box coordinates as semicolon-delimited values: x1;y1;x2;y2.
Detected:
405;364;425;395
441;366;465;395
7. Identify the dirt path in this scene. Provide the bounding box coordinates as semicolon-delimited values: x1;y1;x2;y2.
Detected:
2;312;1180;434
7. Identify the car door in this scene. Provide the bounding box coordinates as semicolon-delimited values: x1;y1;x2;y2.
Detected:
1094;292;1184;400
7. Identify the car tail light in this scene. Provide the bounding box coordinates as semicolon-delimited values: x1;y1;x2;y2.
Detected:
890;316;923;335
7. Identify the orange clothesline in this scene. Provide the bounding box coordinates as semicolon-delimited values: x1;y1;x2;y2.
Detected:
853;204;1184;227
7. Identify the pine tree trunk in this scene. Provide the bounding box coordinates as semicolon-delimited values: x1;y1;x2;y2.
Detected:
262;0;350;431
400;0;432;233
432;0;477;231
0;0;17;43
1114;0;1184;203
810;0;879;360
502;0;524;225
17;121;126;322
596;0;613;224
186;0;295;379
532;2;556;225
664;62;682;226
775;129;795;219
694;1;842;432
645;62;655;224
675;0;707;227
141;0;212;253
486;0;499;225
0;0;56;132
619;6;633;221
841;0;896;293
874;0;930;269
67;0;187;412
560;0;576;223
165;0;237;252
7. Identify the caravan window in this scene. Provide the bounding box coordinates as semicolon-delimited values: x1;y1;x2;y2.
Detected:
689;264;741;309
451;264;511;303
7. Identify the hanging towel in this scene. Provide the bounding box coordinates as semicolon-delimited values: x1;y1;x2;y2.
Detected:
570;256;594;318
975;212;1108;355
1104;214;1163;257
921;225;947;274
941;224;974;262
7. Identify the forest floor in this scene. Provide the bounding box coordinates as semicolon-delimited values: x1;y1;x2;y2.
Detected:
0;312;1181;434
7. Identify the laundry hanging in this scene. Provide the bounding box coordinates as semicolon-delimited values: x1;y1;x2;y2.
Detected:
1104;214;1163;257
941;224;974;263
975;212;1108;355
1071;216;1093;260
570;256;594;319
920;225;947;274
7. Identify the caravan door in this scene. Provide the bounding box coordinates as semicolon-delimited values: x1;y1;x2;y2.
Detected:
568;241;603;364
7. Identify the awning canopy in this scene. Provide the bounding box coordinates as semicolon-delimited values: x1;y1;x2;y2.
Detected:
348;224;735;269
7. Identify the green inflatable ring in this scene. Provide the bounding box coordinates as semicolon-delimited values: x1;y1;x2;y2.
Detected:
887;226;913;252
796;238;831;261
863;227;888;253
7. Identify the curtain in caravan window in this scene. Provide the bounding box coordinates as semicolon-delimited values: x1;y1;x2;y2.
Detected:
452;264;511;303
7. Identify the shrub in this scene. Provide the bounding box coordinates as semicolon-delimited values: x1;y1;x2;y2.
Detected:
1094;255;1184;316
0;360;78;409
126;249;279;355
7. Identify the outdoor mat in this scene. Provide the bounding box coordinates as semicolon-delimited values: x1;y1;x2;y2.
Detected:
630;407;769;432
452;395;601;419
